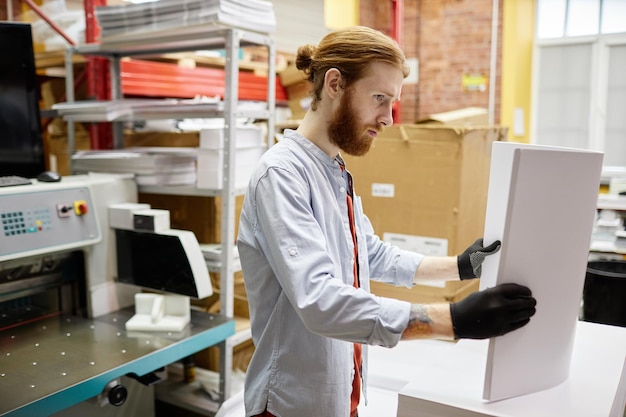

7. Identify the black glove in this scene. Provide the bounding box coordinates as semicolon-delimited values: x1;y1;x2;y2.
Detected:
458;238;501;279
450;283;536;339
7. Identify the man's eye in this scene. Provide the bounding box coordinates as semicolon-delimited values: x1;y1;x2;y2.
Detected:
375;95;385;102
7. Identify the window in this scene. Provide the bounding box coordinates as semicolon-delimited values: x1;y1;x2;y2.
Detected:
604;44;626;166
533;0;626;169
602;0;626;34
537;0;626;39
534;43;592;150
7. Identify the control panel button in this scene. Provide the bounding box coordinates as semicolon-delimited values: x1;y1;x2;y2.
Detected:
74;200;88;216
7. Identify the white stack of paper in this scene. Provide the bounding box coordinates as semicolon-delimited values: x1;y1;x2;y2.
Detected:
196;125;265;190
199;243;239;261
95;0;276;42
53;98;224;122
615;230;626;249
72;148;198;186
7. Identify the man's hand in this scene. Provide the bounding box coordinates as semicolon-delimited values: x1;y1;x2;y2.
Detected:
450;283;537;339
458;238;501;279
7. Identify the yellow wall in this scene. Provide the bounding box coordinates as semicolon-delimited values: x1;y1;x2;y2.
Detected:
501;0;535;143
325;0;359;29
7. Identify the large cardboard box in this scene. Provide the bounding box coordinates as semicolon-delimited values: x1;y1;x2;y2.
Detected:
278;64;308;87
287;96;312;120
285;80;312;100
124;130;201;148
417;107;489;127
137;193;244;244
343;124;507;303
46;131;91;175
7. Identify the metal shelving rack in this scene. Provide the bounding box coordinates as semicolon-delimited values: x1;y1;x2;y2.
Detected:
62;24;276;408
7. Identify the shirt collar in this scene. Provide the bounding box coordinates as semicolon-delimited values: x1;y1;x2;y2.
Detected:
285;129;342;169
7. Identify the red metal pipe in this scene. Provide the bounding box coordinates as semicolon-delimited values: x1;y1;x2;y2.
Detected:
83;0;112;149
391;0;403;46
391;0;403;123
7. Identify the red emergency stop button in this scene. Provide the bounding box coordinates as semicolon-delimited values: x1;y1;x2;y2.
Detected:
74;200;88;216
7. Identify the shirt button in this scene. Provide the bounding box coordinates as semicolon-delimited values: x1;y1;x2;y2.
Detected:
339;186;346;193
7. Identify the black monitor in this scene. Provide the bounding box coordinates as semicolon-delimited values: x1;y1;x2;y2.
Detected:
0;22;45;177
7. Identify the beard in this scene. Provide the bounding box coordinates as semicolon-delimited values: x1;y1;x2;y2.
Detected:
327;88;381;156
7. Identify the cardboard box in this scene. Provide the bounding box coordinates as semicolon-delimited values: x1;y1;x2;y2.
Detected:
288;96;312;120
279;64;308;87
417;107;489;127
285;80;313;100
125;130;201;148
46;131;91;176
343;124;507;303
137;193;245;244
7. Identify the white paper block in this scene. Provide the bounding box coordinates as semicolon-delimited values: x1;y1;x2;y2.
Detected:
480;142;604;401
125;293;191;332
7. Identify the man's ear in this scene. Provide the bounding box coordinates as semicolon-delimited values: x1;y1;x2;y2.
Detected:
323;68;343;100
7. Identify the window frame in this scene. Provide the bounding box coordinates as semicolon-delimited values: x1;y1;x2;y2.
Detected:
531;33;626;170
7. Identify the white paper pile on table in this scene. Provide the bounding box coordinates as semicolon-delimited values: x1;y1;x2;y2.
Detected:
95;0;276;42
72;147;198;186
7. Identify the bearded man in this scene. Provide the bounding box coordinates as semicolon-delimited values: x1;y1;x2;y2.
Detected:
236;26;536;417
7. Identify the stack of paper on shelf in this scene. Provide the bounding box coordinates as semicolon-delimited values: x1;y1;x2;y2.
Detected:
592;209;623;243
95;0;276;42
199;243;239;261
52;99;158;122
72;148;198;186
53;98;223;122
615;230;626;250
196;124;265;190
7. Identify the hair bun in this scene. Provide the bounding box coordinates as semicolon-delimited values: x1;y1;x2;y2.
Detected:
295;44;316;73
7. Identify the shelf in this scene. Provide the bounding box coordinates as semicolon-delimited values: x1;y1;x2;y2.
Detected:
65;27;286;104
155;369;221;416
206;258;242;274
75;25;273;58
119;59;286;101
152;319;251;416
62;23;275;403
590;241;626;254
597;194;626;211
155;362;246;417
55;98;273;122
138;184;247;197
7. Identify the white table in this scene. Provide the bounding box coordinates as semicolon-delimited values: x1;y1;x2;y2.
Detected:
361;320;626;417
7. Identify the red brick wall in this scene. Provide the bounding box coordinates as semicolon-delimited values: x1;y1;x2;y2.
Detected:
360;0;502;124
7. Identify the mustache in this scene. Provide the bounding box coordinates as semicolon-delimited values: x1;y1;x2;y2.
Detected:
367;124;384;134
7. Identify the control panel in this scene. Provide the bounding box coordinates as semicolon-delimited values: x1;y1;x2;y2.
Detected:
0;185;100;260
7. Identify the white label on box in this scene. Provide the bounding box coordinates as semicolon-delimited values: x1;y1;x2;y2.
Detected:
384;233;449;288
371;183;395;198
383;233;448;256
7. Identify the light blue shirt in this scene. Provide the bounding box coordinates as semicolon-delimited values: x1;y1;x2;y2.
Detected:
237;129;423;417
